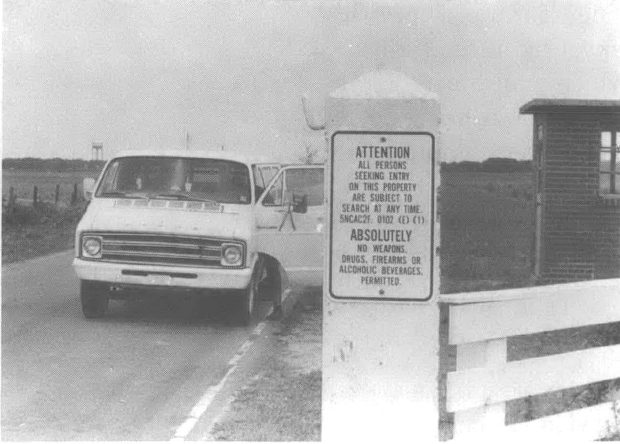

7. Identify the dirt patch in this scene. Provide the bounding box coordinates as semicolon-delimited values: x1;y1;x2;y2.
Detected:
276;287;322;374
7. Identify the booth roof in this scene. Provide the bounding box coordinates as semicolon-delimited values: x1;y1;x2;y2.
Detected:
520;99;620;114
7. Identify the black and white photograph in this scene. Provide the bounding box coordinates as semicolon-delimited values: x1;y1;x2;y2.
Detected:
2;0;620;441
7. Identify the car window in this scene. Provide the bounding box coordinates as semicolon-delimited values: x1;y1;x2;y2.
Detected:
261;166;278;186
253;165;265;189
285;168;324;206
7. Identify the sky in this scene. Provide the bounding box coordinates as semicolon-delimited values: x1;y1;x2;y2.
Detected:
3;0;620;162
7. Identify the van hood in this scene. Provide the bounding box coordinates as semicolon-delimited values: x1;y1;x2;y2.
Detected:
78;198;252;240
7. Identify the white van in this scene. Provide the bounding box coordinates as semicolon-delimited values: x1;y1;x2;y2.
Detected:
73;150;325;324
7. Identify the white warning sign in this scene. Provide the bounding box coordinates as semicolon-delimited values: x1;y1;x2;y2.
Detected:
329;131;435;301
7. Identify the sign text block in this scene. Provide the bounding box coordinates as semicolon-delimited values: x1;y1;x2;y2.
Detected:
329;131;435;301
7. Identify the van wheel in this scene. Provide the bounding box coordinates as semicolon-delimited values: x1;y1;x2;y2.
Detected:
258;258;281;301
80;281;110;318
236;272;259;326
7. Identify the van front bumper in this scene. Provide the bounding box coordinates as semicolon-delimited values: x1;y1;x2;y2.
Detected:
73;258;253;290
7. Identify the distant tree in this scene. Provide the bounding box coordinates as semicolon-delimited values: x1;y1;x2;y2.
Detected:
481;157;517;172
298;142;319;164
441;157;531;173
2;157;106;173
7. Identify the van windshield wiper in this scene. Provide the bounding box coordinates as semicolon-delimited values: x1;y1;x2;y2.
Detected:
153;193;219;204
99;191;147;199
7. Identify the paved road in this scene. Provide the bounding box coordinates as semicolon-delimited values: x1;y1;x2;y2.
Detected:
2;251;276;441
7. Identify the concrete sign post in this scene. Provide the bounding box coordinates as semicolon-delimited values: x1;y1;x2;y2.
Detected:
323;70;441;442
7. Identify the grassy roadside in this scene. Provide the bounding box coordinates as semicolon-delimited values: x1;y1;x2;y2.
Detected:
2;202;85;265
210;363;321;441
210;288;322;441
2;224;76;264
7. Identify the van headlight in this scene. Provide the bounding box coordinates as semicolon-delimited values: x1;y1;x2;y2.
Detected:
221;243;243;267
82;235;103;258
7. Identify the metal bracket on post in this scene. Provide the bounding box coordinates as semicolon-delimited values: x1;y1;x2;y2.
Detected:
301;95;325;131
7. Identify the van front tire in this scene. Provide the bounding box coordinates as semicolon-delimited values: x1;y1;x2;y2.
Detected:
235;271;259;326
80;280;110;318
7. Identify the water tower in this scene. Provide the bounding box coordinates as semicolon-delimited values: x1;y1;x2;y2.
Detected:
91;142;103;161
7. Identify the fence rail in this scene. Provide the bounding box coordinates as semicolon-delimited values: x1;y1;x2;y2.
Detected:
441;278;620;441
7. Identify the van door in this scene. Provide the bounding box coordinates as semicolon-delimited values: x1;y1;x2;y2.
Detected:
255;165;325;287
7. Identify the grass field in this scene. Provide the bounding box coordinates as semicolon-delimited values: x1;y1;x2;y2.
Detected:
2;170;96;264
2;170;99;204
440;171;535;293
437;173;619;440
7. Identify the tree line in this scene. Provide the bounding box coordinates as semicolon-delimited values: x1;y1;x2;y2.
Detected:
3;156;532;173
441;157;532;172
3;157;106;172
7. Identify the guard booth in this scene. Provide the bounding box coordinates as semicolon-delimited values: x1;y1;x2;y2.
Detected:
520;99;620;282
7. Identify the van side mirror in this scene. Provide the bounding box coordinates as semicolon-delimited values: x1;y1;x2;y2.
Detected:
83;178;96;201
292;193;308;214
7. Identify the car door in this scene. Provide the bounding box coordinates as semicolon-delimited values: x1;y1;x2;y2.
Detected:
255;165;325;287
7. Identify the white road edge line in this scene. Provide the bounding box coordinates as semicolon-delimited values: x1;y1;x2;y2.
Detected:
170;322;266;442
170;287;291;442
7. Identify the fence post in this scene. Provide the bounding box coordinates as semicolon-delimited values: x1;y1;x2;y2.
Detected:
453;338;507;438
33;185;38;208
71;183;78;206
55;184;60;207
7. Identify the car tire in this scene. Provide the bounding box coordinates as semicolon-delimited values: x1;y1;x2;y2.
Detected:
80;280;110;319
236;269;259;326
257;258;282;301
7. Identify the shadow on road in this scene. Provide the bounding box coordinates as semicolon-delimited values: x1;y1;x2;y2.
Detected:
97;290;270;328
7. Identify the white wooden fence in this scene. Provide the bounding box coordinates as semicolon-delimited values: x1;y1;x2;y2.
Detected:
442;278;620;441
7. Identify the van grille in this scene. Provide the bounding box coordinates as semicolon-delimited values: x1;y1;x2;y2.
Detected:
85;232;243;268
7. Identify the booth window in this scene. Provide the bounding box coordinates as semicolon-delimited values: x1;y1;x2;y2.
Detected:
600;130;619;197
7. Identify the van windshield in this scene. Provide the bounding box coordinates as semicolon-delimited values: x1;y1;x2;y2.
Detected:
96;157;252;204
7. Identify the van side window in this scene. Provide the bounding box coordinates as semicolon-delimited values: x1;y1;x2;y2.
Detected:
285;168;324;206
253;165;265;188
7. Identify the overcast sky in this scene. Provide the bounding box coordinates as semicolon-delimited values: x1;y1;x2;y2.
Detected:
3;0;620;162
